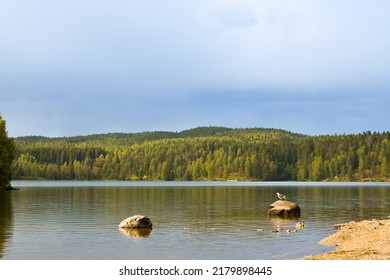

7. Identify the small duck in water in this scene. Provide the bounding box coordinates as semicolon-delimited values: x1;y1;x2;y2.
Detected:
296;222;305;229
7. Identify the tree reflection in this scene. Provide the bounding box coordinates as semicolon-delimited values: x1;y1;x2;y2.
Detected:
0;192;13;259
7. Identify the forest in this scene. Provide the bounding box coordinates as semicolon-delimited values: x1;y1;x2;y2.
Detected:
11;126;390;182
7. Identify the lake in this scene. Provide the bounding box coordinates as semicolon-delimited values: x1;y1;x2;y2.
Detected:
1;181;390;260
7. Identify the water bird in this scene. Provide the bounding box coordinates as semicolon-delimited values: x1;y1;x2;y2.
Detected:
276;192;287;200
296;222;305;229
286;229;298;233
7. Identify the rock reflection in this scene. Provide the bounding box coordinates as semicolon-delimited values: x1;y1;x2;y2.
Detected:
119;227;152;239
269;216;300;233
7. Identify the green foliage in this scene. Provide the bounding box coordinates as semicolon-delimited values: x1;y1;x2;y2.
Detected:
12;127;390;182
0;115;15;188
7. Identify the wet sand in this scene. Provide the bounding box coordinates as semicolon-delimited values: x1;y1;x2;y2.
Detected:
305;219;390;260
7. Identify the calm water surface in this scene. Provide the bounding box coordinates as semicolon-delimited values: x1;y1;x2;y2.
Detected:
1;181;390;260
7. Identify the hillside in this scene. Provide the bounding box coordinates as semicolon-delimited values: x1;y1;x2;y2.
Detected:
12;127;390;182
15;126;298;144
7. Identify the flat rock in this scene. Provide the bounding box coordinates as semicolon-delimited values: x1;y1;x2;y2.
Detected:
268;200;301;217
118;215;153;228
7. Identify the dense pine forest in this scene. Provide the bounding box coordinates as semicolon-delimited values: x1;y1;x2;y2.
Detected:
12;126;390;182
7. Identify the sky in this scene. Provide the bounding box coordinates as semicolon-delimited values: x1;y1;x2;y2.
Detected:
1;0;390;137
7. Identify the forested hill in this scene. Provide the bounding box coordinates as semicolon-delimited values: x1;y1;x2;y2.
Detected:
12;127;390;182
15;127;296;144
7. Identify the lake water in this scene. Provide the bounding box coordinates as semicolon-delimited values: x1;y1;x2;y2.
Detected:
1;181;390;260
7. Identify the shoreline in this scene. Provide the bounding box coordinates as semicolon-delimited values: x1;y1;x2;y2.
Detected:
10;177;390;182
305;218;390;260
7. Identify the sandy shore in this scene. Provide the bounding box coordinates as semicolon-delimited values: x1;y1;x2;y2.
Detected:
305;219;390;260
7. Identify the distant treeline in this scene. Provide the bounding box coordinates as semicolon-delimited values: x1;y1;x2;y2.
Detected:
12;127;390;182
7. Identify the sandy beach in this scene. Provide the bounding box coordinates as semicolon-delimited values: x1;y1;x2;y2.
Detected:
305;219;390;260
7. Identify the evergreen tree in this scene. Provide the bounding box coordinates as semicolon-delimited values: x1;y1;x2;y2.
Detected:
10;126;390;182
0;115;15;189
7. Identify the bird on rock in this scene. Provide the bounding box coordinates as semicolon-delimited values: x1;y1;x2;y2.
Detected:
276;192;287;200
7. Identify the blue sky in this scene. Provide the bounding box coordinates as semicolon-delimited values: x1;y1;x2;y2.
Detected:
1;0;390;137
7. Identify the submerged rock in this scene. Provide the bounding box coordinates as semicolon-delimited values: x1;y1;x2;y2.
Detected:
118;215;153;229
268;200;300;217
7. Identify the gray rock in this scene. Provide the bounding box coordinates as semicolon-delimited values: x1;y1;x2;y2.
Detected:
118;215;153;228
268;200;301;217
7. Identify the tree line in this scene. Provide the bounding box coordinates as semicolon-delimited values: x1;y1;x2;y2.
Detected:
12;127;390;182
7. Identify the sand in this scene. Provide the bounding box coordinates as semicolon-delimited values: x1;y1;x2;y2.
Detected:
305;218;390;260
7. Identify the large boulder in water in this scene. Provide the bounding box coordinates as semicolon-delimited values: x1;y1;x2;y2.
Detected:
268;200;300;217
118;215;153;228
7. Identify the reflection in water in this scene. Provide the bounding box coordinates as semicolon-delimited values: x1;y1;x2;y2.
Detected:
3;182;390;259
119;227;152;238
0;192;13;259
269;216;301;232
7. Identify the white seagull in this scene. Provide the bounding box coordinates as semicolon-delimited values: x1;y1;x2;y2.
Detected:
276;192;287;200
